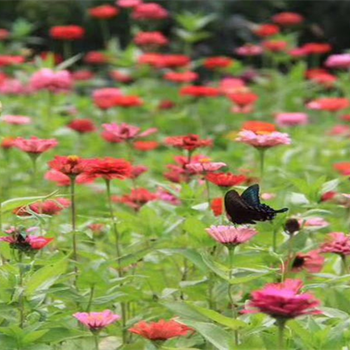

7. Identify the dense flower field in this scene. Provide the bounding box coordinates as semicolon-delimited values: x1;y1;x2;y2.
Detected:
1;2;350;350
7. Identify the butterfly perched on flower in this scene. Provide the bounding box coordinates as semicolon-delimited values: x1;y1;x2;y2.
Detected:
224;184;288;225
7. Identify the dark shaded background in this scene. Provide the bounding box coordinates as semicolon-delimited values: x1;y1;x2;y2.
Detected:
0;0;349;55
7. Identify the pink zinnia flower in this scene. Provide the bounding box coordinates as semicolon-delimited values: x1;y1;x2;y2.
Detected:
13;137;58;154
300;217;329;229
30;68;73;93
236;130;291;149
321;232;350;256
286;250;325;274
117;0;142;8
92;88;123;110
244;279;321;319
325;54;350;69
185;162;227;174
73;310;121;331
275;113;308;127
1;115;32;125
206;225;258;246
235;44;263;57
102;123;157;143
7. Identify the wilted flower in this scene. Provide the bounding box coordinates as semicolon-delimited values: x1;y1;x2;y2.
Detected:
206;225;258;246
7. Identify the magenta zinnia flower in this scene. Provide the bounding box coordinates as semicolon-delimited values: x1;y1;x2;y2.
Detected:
73;310;120;331
244;279;321;320
236;130;291;149
206;225;258;246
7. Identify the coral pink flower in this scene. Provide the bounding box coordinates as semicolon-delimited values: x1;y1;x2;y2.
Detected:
102;123;157;144
84;52;110;65
325;54;350;69
74;310;120;331
92;88;122;110
110;70;134;84
287;251;325;273
307;98;350;112
50;25;85;40
236;130;291;149
30;69;72;93
302;43;332;55
254;24;280;37
206;173;247;187
275;113;309;127
1;115;32;125
49;156;89;177
117;0;141;8
0;55;25;67
206;225;258;246
84;157;132;181
166;134;212;151
1;137;15;150
129;320;191;341
13;137;58;154
272;12;304;26
156;187;181;206
109;95;144;108
263;40;288;53
321;232;350;256
89;5;119;19
139;53;190;68
132;3;168;20
45;170;93;187
0;78;30;95
130;165;148;179
68;119;96;134
185;162;227;174
164;71;198;84
220;78;247;95
244;279;321;319
0;29;10;40
113;188;157;211
242;121;276;133
229;92;258;113
134;141;159;151
235;44;263;57
329;125;350;136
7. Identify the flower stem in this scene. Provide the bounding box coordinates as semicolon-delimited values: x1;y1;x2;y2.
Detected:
70;177;79;288
63;41;72;59
93;333;99;350
86;284;95;312
341;255;348;274
258;149;266;185
272;228;278;253
99;20;110;49
105;179;127;345
18;260;25;328
30;155;38;187
204;178;211;207
277;319;286;350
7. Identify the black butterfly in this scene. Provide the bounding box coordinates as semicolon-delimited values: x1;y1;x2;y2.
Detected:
224;184;288;225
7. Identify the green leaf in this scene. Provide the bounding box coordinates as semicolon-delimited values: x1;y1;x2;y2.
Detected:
26;256;68;297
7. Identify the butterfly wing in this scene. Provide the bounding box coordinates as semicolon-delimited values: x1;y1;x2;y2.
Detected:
224;189;259;224
241;184;261;207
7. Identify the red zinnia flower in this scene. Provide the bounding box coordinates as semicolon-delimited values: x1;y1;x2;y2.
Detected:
1;137;15;149
72;70;95;81
254;24;280;37
203;57;233;70
206;173;247;187
165;134;213;151
102;123;157;143
263;40;288;53
14;198;71;216
334;162;350;176
0;29;10;40
272;12;304;26
242;121;277;133
244;279;321;320
180;85;220;98
13;137;58;154
84;157;132;181
89;5;119;19
302;43;332;55
139;53;190;68
68;119;96;134
0;55;25;67
84;51;110;65
92;88;122;110
129;320;192;341
229;92;259;114
211;197;224;216
50;25;85;40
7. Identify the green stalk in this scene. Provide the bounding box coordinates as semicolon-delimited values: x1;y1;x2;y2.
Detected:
99;20;110;49
258;149;266;185
277;319;286;350
341;255;348;275
93;333;99;350
70;177;79;288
